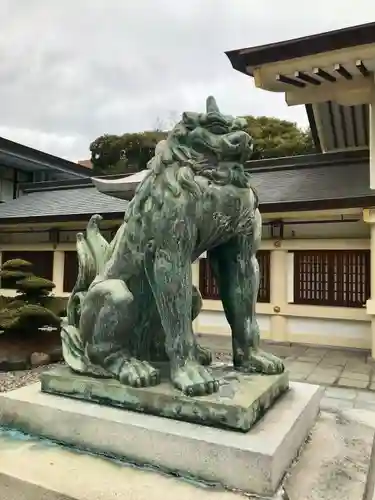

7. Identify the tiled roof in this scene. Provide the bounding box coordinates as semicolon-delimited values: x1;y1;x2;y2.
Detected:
0;155;372;222
0;187;127;221
251;159;371;205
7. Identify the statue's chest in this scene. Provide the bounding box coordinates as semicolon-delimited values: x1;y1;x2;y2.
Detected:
195;185;255;252
200;184;254;220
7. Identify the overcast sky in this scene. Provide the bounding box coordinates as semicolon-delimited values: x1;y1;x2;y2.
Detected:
1;1;375;161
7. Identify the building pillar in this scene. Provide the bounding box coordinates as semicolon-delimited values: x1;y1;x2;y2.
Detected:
368;223;375;358
192;260;200;333
269;248;288;342
52;250;65;295
370;75;375;189
363;209;375;358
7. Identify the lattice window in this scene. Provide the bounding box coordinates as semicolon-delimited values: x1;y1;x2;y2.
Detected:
293;250;370;308
199;250;270;303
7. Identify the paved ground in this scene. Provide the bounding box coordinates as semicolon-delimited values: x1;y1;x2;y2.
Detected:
321;385;375;412
200;334;375;390
273;343;375;391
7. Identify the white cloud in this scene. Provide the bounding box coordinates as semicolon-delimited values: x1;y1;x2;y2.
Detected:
0;126;86;161
0;0;373;160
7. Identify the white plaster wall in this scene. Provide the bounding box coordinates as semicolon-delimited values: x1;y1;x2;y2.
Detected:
0;232;50;244
0;229;113;245
198;310;271;332
199;311;228;328
1;220;366;245
262;220;369;240
59;230;113;243
284;221;369;239
287;316;370;341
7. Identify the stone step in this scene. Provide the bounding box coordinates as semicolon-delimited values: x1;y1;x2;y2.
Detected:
0;381;322;496
0;429;241;500
1;409;374;500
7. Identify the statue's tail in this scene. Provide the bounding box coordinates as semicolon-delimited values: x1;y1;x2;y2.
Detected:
67;214;110;326
63;214;113;375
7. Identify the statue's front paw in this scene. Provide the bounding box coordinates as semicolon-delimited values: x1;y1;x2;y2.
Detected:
172;361;219;396
119;359;160;387
234;350;284;375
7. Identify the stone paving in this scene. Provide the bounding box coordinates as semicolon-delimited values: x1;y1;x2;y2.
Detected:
200;334;375;414
274;343;375;391
201;334;375;390
321;385;375;412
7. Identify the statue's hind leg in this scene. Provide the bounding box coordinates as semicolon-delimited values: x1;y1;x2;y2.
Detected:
80;279;160;387
192;285;212;366
208;211;284;375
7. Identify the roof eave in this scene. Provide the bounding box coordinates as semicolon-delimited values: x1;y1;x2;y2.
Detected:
261;195;375;213
225;21;375;72
1;195;373;226
0;212;125;226
0;137;92;178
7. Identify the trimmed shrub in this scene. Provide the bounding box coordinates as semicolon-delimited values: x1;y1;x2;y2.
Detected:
16;276;55;295
0;259;60;334
2;259;33;270
0;304;61;331
0;269;31;279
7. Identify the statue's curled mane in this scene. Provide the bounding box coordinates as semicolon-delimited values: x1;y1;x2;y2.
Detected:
125;96;254;224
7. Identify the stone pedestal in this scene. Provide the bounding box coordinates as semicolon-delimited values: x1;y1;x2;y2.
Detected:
40;365;289;432
0;381;322;496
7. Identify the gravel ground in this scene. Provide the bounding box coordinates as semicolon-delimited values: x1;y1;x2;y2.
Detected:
0;362;63;393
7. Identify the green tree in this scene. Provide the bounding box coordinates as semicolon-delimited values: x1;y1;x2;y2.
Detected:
89;115;314;174
0;259;60;332
243;116;314;159
90;131;167;175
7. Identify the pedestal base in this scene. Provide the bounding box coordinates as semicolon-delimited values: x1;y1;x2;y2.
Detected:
0;381;322;495
40;365;289;432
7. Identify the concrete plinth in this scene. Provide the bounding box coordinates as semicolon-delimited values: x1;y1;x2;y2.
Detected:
0;382;322;496
0;428;242;500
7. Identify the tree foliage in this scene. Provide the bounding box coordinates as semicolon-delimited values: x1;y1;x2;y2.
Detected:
0;260;60;333
243;116;315;159
89;115;314;174
90;131;167;175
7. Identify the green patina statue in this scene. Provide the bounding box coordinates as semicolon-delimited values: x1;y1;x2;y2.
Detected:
62;96;284;397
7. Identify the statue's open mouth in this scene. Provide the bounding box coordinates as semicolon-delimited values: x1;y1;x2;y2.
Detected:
190;127;250;160
204;121;230;135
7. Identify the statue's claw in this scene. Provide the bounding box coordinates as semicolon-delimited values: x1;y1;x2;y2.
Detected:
234;349;284;375
172;361;219;396
195;343;212;366
118;359;160;387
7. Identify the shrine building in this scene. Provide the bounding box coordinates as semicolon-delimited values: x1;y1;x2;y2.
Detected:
0;22;375;356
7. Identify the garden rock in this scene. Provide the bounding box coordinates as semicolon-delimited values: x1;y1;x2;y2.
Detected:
30;352;51;367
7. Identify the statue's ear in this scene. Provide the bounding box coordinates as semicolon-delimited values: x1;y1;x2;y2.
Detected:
206;96;220;114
